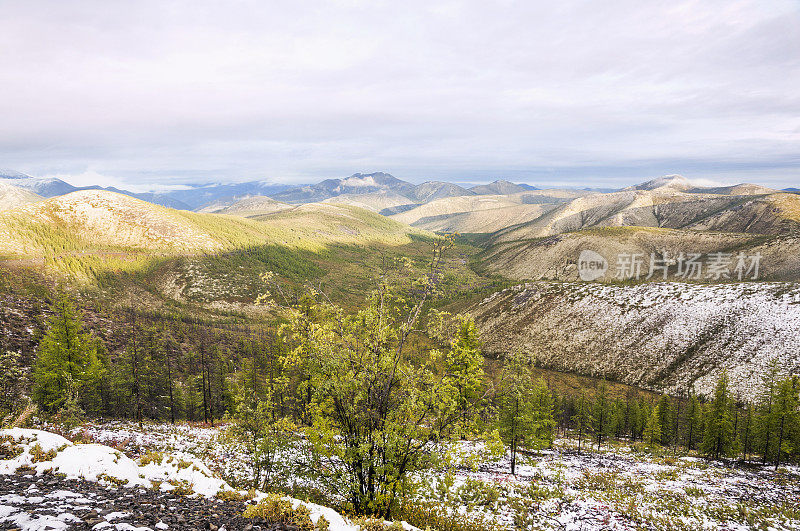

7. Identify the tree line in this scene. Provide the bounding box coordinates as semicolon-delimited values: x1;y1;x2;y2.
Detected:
498;354;800;471
0;239;798;520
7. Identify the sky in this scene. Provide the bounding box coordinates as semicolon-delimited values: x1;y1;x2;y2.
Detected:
0;0;798;190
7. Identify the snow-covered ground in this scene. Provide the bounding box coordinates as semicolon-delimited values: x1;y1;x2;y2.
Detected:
0;426;409;531
5;422;796;531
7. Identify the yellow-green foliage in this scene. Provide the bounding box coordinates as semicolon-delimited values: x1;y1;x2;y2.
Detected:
0;436;24;460
97;473;129;487
577;469;620;491
167;479;195;496
216;488;256;502
29;443;57;463
138;451;165;466
394;500;503;531
0;198;427;282
241;493;315;530
351;517;405;531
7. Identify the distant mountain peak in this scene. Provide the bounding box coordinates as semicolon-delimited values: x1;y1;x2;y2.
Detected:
470;180;538;195
627;174;692;192
0;168;33;179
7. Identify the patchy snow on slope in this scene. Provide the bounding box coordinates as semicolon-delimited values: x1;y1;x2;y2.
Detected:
58;421;800;530
0;427;383;531
475;281;800;399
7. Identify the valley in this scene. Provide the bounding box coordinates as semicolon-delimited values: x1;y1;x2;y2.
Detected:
1;170;799;531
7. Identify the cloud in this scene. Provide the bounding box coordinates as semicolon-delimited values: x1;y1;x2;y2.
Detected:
0;0;798;189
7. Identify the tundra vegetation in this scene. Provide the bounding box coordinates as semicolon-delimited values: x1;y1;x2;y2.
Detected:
1;237;798;529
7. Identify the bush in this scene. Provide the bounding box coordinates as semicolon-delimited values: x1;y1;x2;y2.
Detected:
29;443;57;463
242;493;315;530
351;518;405;531
394;499;502;531
216;488;256;502
138;451;165;466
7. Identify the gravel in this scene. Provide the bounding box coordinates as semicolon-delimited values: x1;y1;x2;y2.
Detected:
0;470;295;531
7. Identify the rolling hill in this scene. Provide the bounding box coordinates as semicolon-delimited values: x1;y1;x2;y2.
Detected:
0;190;428;282
0;181;42;210
0;169;192;209
389;190;588;232
490;187;800;243
196;195;292;216
469;180;537;195
477;226;800;281
321;190;414;212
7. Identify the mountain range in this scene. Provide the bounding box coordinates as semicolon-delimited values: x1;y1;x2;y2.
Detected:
0;168;798;399
0;170;544;211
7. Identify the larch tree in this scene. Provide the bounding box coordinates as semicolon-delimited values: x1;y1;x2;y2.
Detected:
497;350;535;475
572;392;593;454
643;405;662;449
772;376;799;470
701;372;735;460
32;297;103;412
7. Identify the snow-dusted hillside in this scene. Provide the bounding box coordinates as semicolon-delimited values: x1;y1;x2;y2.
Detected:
0;428;390;531
0;181;42;211
4;423;797;531
472;281;800;399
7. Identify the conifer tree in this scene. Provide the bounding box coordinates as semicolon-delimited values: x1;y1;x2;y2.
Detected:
756;360;781;464
32;297;104;412
498;351;535;474
740;402;754;461
644;405;662;449
656;395;672;447
628;397;642;441
684;393;702;451
702;372;735;460
572;392;592;454
529;377;556;450
772;376;799;470
592;379;612;450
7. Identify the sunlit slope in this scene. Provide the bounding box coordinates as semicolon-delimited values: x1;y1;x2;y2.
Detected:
684;193;800;234
321;191;413;212
390;190;586;232
195;195;292;216
0;191;428;274
491;189;800;243
0;181;42;211
477;226;800;281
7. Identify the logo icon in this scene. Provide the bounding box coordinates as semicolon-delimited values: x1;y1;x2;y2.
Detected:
578;250;608;281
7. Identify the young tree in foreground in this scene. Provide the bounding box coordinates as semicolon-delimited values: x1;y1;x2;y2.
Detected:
32;297;103;412
572;392;592;454
228;388;296;490
276;237;488;518
497;350;535;475
702;372;735;460
643;405;662;449
772;376;799;470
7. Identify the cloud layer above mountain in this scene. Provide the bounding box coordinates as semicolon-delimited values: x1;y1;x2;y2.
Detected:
0;0;798;188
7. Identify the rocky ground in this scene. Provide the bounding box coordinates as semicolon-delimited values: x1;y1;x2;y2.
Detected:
0;470;295;531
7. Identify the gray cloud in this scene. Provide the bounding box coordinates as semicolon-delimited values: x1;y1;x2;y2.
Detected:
0;0;798;188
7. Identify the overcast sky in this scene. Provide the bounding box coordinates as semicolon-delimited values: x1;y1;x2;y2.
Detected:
1;0;798;190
